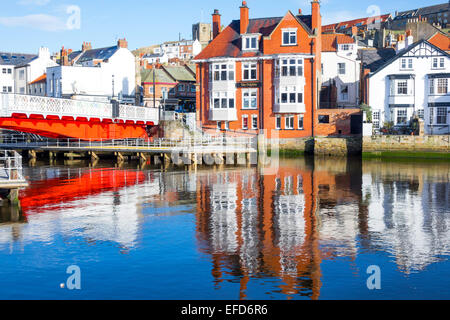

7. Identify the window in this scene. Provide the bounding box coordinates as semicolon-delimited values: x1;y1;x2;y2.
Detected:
190;85;196;93
178;84;185;92
217;121;222;130
224;121;229;130
318;115;329;123
242;89;257;109
396;109;407;124
298;115;304;130
397;80;408;95
430;78;435;94
161;87;168;99
243;36;258;50
338;63;346;75
19;70;25;80
212;63;235;81
429;107;434;125
282;29;297;46
2;68;6;74
276;86;303;105
277;58;303;77
7;68;11;74
285;116;294;129
149;86;154;94
440;58;445;68
340;85;349;101
373;111;380;128
212;91;235;109
437;78;448;94
2;86;6;93
437;107;447;124
432;57;444;69
400;58;413;69
243;62;257;80
341;44;352;51
276;115;281;129
242;115;248;130
8;86;12;93
251;115;258;129
417;109;424;120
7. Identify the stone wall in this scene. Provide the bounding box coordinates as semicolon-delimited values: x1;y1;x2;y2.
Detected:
314;137;362;156
363;135;449;153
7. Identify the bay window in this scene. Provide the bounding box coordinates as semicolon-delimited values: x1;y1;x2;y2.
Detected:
397;80;408;95
437;107;447;124
396;109;408;125
276;58;303;77
212;91;235;109
276;86;303;105
437;78;448;94
212;63;235;81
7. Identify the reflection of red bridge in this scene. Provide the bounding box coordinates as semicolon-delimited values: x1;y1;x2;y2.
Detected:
0;94;159;140
19;168;146;213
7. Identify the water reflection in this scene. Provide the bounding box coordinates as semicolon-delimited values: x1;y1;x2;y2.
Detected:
0;158;448;299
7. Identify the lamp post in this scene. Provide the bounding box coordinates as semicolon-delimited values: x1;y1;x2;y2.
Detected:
112;74;115;100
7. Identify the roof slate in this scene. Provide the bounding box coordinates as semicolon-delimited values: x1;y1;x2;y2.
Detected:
141;69;176;84
322;33;355;52
358;48;396;73
76;46;119;64
0;52;37;66
163;66;195;82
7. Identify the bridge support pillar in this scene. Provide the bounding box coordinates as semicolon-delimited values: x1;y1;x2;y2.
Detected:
115;152;124;163
138;152;147;163
7;189;19;205
28;150;36;159
89;151;99;162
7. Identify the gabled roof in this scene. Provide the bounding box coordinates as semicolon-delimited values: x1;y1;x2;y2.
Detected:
367;40;450;77
76;46;119;64
358;48;396;73
29;73;46;85
428;31;450;52
163;66;195;82
394;3;449;20
322;33;355;52
322;14;391;32
194;13;313;60
0;52;37;66
141;68;176;84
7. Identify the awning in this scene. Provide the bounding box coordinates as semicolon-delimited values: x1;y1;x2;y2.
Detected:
387;74;414;80
389;104;414;108
428;73;450;79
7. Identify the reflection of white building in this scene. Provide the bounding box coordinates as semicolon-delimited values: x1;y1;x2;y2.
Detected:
209;179;238;254
362;173;450;273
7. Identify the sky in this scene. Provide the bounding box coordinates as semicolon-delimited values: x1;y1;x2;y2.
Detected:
0;0;445;54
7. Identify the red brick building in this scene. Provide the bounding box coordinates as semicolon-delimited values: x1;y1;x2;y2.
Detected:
194;1;322;139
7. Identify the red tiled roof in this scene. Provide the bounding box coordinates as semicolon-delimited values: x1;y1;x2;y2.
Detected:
29;73;46;85
428;32;450;52
322;33;355;52
194;14;312;60
322;14;391;32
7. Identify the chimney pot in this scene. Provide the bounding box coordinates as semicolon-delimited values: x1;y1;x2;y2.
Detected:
298;9;302;15
212;9;221;39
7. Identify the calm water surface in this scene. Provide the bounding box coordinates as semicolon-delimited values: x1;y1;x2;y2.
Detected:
0;157;449;300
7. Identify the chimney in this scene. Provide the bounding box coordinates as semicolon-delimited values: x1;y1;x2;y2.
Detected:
405;29;414;48
298;9;302;15
351;26;358;37
311;0;321;33
396;34;405;52
118;38;128;49
60;46;69;66
240;1;249;34
212;9;221;39
82;41;92;52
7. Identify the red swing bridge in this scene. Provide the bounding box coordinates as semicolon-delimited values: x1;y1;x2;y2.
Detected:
0;93;159;140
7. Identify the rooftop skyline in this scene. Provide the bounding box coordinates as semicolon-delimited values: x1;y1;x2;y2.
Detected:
0;0;446;54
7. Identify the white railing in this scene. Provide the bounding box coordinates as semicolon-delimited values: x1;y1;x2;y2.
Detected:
0;93;159;124
0;150;25;182
0;134;256;152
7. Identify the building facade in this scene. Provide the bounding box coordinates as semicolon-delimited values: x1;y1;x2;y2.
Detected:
321;33;360;108
194;1;322;138
46;39;136;104
14;47;57;95
364;36;450;135
0;52;36;94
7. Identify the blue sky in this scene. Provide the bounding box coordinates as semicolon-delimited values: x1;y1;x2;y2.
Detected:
0;0;444;54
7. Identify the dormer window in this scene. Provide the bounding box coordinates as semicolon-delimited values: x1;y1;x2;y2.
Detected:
282;29;297;46
242;34;259;51
340;44;353;51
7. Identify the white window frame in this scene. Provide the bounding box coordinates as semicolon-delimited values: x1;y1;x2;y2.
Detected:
211;63;235;82
397;80;408;95
338;63;346;75
282;28;297;46
242;115;249;130
243;35;259;51
437;78;448;94
298;114;304;130
436;107;447;124
396;109;408;125
285;115;294;130
373;111;380;129
276;58;303;78
276;86;304;105
242;62;257;80
251;114;258;130
242;89;258;109
340;84;349;101
212;91;235;109
276;115;281;130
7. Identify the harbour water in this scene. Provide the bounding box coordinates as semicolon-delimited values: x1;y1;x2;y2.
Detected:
0;157;449;300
